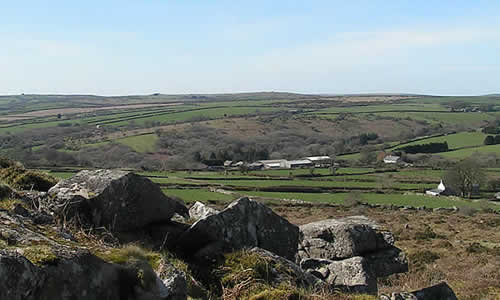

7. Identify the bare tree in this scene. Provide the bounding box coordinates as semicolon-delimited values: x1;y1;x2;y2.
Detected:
444;159;486;198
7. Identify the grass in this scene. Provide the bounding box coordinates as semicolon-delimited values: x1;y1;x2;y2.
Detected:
374;111;499;126
242;191;500;211
116;133;158;153
311;103;448;114
161;188;237;204
201;178;433;190
438;144;500;159
22;245;58;266
94;244;162;270
107;106;280;126
0;198;24;210
392;131;488;150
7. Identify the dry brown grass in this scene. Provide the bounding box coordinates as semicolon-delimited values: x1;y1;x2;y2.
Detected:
272;204;500;300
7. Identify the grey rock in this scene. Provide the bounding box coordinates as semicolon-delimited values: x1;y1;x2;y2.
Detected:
365;246;408;277
0;250;185;300
177;197;299;261
47;169;188;232
155;259;188;300
249;247;326;290
298;216;394;261
188;201;219;220
324;256;377;294
12;204;30;217
32;212;54;225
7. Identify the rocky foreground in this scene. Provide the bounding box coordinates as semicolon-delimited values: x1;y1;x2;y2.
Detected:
0;170;458;299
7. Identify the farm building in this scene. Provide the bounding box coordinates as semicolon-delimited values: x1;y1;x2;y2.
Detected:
304;156;333;167
258;159;287;169
247;162;264;170
285;159;314;169
426;180;447;196
383;155;401;164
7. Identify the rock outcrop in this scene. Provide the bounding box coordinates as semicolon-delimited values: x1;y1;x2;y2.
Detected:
177;197;299;261
302;256;377;294
47;170;189;232
0;249;187;300
298;216;393;260
188;201;219;221
298;216;408;294
249;247;326;290
380;282;458;300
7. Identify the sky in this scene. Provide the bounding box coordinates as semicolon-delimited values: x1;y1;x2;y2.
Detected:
1;1;499;96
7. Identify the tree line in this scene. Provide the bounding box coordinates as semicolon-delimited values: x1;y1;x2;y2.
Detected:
397;141;449;154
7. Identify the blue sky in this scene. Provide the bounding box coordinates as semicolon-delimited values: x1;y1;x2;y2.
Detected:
1;1;499;95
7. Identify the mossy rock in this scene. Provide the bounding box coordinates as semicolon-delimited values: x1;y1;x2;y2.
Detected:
94;244;162;270
0;167;57;192
22;245;58;266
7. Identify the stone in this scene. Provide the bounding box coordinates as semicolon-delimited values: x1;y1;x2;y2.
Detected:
324;256;377;294
32;212;54;225
155;259;188;300
249;247;326;291
0;250;187;300
47;170;188;232
12;204;30;217
380;282;458;300
298;216;394;261
188;201;219;220
365;246;408;277
177;197;299;261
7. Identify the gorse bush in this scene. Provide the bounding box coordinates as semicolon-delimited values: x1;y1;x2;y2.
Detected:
0;160;57;192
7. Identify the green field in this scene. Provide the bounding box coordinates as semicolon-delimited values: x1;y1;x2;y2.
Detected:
311;103;448;114
438;144;500;159
161;188;237;203
44;167;499;211
243;191;499;210
375;111;499;126
106;106;280;126
392;131;487;150
116;134;158;153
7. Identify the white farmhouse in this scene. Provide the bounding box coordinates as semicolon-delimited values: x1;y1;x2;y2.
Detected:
426;180;446;196
383;155;400;164
304;156;332;167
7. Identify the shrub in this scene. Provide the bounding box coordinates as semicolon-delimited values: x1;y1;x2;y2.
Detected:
458;206;478;217
0;183;13;199
466;242;488;254
409;250;440;271
414;225;438;240
484;135;496;145
0;166;57;192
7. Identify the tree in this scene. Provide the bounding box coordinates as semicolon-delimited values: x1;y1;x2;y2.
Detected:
484;135;495;145
444;159;486;198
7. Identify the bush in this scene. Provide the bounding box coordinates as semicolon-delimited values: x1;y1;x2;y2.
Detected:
414;225;438;240
409;250;440;271
458;206;478;217
466;242;488;254
0;166;57;192
0;183;13;199
484;135;496;145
